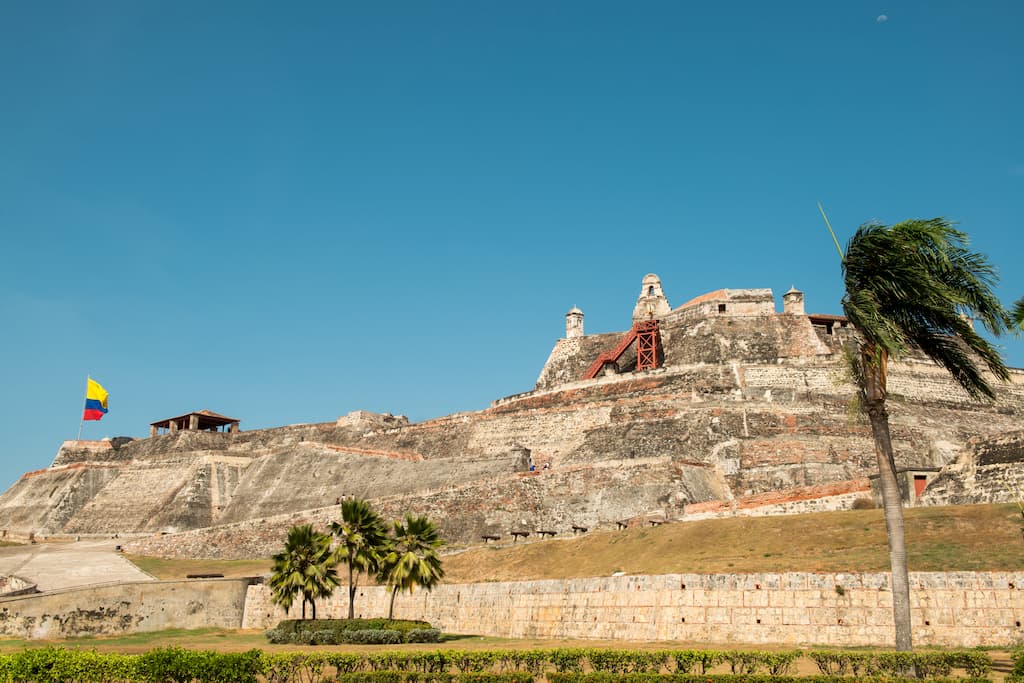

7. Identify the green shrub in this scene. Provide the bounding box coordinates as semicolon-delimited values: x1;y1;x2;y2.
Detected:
405;628;443;643
547;675;991;683
327;652;366;674
262;651;326;683
264;627;288;644
276;618;431;634
331;674;532;683
1009;646;1024;681
341;629;404;645
135;646;196;683
268;618;436;645
950;650;993;677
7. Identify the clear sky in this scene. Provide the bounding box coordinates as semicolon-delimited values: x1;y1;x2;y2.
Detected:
1;1;1021;491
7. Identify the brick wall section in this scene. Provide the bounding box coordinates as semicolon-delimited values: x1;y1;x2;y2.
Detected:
242;571;1024;647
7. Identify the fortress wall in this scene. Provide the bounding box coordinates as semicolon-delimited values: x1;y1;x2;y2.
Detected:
887;363;1024;411
121;459;722;558
62;462;206;534
919;431;1024;506
242;571;1024;647
536;333;622;390
0;467;121;536
216;449;522;525
0;578;254;639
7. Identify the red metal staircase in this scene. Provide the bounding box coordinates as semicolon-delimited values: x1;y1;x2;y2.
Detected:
582;320;661;380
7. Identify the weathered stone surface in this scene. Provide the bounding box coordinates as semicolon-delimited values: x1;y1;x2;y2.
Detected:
0;578;255;639
240;571;1024;647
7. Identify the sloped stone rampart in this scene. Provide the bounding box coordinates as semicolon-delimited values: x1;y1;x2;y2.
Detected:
242;571;1024;647
122;458;724;559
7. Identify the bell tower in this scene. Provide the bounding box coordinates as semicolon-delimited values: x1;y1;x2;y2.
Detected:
632;274;671;322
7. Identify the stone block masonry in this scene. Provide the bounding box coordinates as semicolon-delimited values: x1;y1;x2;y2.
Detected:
243;571;1024;648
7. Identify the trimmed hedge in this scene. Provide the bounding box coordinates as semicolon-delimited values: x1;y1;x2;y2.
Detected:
276;618;432;635
331;674;533;683
0;647;262;683
547;675;992;683
0;646;997;682
268;619;441;645
807;650;992;678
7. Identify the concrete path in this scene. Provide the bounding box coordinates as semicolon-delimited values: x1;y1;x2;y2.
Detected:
0;539;154;592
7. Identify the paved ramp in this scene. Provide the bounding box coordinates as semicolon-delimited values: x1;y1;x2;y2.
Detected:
0;540;154;591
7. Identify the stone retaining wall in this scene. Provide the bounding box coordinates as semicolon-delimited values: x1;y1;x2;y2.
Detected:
0;578;256;639
244;571;1024;647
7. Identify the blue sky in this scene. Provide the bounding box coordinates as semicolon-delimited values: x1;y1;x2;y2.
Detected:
1;1;1021;490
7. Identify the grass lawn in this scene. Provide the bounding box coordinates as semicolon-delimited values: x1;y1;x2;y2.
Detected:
122;556;272;580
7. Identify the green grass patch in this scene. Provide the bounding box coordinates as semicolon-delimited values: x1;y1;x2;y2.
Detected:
123;555;271;580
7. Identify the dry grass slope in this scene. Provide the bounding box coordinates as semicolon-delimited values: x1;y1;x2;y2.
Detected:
124;503;1024;584
441;503;1024;582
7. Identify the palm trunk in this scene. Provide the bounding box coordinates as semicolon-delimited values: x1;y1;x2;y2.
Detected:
301;599;307;620
348;559;356;620
863;346;913;651
311;597;316;621
388;585;399;620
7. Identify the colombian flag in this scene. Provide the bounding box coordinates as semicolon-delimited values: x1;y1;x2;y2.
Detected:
83;378;109;421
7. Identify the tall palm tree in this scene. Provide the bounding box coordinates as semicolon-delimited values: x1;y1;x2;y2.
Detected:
378;514;445;620
330;498;389;620
268;524;338;620
1011;297;1024;330
835;217;1011;651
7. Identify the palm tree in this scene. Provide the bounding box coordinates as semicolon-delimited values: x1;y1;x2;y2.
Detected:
268;524;339;620
378;514;445;620
330;498;389;620
833;217;1011;651
1011;297;1024;330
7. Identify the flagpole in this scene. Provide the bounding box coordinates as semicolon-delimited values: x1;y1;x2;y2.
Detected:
77;375;88;441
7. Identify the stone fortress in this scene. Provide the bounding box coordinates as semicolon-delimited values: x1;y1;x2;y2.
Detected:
0;275;1021;561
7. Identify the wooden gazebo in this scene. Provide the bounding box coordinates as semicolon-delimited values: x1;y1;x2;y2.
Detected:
149;409;240;437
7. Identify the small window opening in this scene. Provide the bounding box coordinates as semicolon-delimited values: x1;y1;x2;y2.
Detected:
718;304;727;313
648;286;655;296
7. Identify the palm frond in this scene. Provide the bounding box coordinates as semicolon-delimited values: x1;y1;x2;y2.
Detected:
841;217;1011;398
1012;296;1024;332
